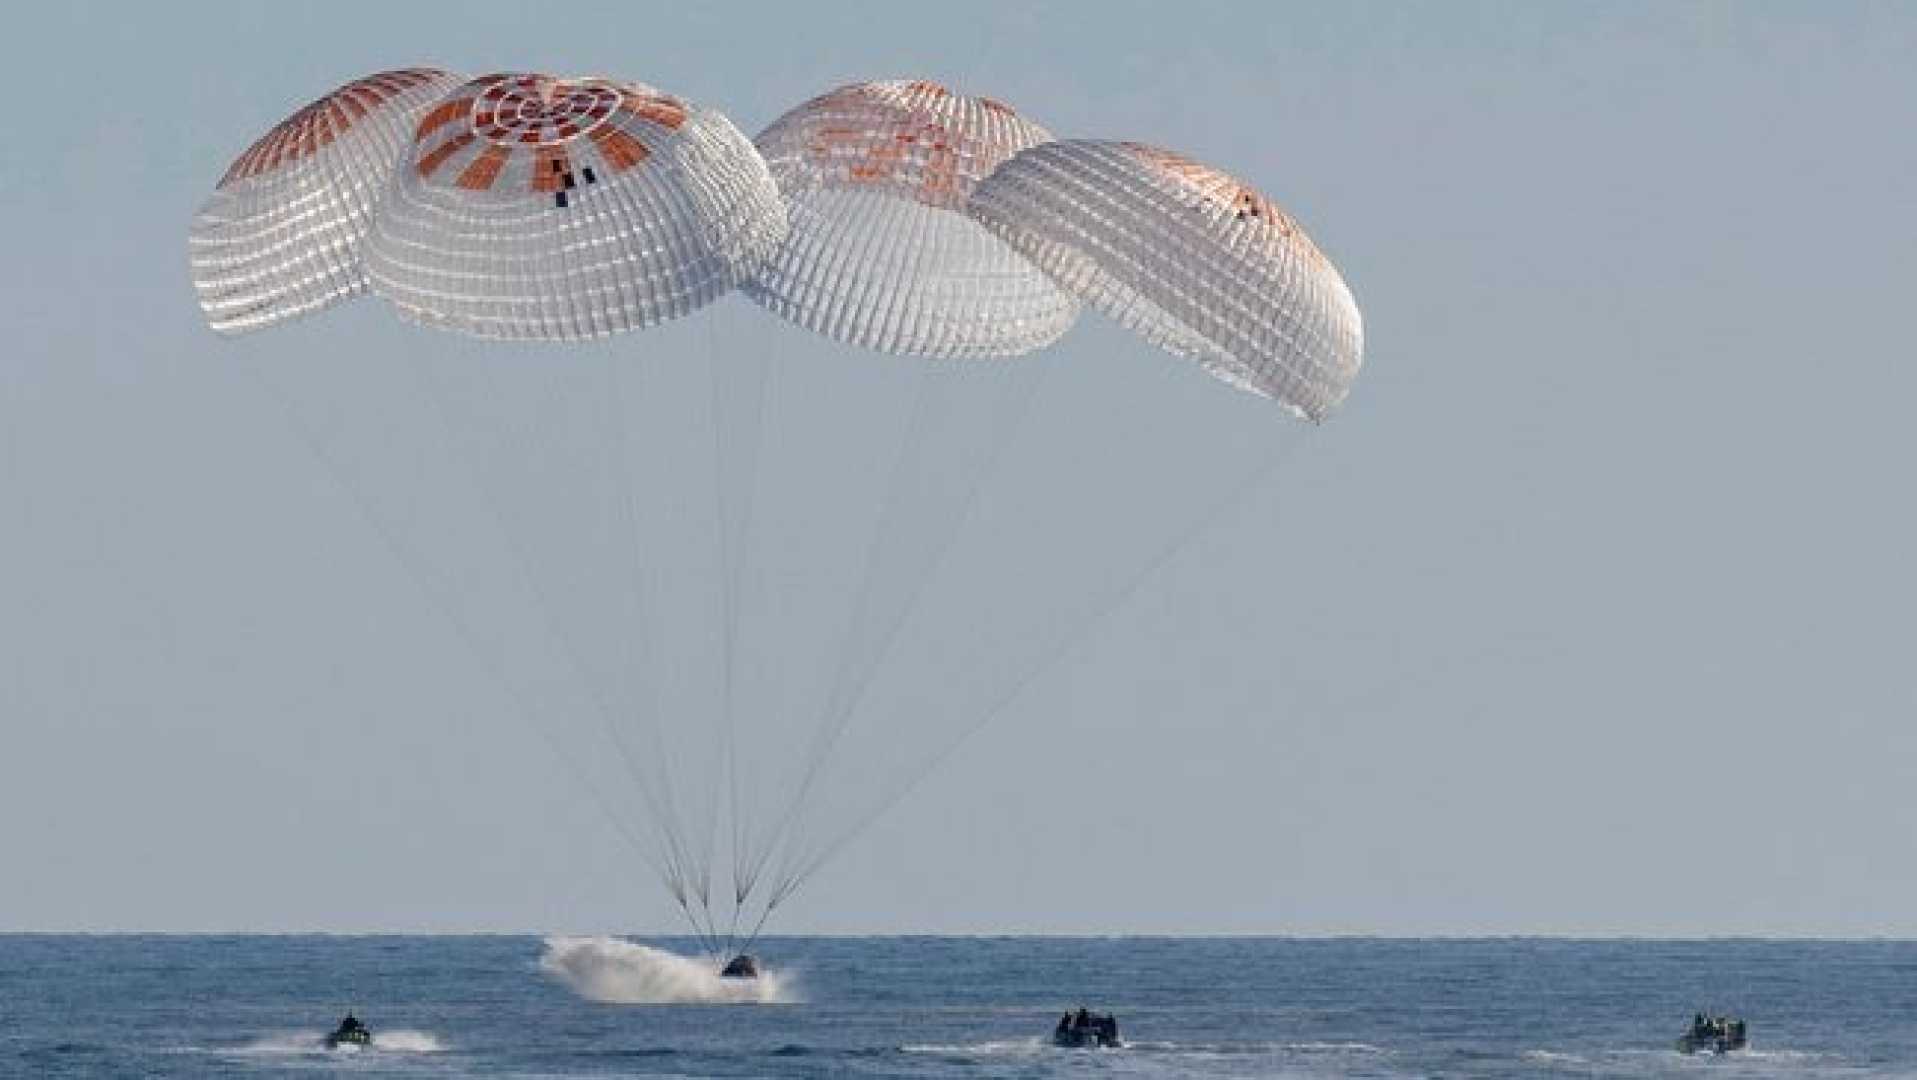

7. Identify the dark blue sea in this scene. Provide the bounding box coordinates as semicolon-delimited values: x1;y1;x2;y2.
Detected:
4;936;1914;1078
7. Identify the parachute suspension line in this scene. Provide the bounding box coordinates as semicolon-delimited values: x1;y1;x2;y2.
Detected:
407;348;702;929
727;324;801;923
669;887;721;959
772;412;1324;905
700;311;729;955
599;348;736;960
791;367;948;769
707;304;773;956
472;348;698;892
563;354;715;916
814;361;1046;774
736;850;812;957
749;357;1053;898
739;366;962;901
727;363;952;902
705;308;770;951
239;360;669;891
735;891;781;958
735;839;821;956
676;886;726;960
600;347;719;939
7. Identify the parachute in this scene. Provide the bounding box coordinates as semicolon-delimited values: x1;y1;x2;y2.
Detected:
188;68;468;335
190;70;1364;959
967;139;1363;419
365;73;785;339
745;79;1078;358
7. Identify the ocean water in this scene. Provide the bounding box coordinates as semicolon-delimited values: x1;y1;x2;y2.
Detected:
3;936;1915;1078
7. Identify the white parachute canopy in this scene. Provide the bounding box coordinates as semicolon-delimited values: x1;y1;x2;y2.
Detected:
968;139;1364;419
745;79;1079;358
188;68;469;335
365;73;786;339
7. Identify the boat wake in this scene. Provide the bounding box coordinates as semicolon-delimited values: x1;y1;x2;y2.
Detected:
900;1037;1390;1058
539;936;794;1004
1524;1045;1851;1075
367;1030;446;1052
223;1029;445;1055
900;1037;1049;1056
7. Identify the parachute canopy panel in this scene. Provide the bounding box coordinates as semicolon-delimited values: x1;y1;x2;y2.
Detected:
365;73;786;341
189;68;468;336
968;140;1364;419
746;80;1079;360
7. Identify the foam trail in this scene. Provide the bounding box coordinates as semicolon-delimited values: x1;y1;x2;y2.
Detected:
230;1032;325;1055
539;936;793;1004
227;1029;444;1054
370;1030;445;1052
902;1037;1047;1056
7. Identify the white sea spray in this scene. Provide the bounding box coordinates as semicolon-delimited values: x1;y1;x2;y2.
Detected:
539;936;794;1004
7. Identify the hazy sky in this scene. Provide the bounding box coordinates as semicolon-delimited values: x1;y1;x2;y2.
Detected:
4;2;1915;936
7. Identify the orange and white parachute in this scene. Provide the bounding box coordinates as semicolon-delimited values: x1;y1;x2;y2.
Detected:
188;68;468;335
968;140;1364;419
745;80;1078;359
365;73;785;340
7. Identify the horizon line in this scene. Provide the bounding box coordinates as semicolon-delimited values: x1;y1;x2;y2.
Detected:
6;930;1916;942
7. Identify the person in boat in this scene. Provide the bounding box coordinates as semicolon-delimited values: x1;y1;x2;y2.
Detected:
1053;1007;1120;1048
326;1012;372;1048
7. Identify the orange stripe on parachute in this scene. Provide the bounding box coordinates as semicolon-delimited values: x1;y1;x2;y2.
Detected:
455;143;510;190
620;92;687;130
416;132;475;177
417;98;472;140
589;126;648;171
216;69;454;188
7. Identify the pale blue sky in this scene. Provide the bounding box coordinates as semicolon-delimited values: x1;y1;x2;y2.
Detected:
4;2;1915;935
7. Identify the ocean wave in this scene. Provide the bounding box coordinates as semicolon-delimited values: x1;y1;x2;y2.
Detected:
1119;1039;1388;1056
1285;1040;1391;1055
1523;1049;1591;1065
